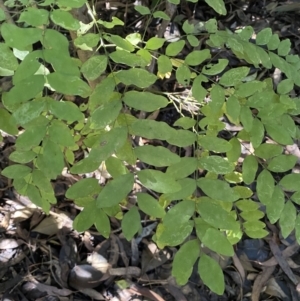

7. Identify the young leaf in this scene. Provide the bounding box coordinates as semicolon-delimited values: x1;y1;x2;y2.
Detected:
202;228;234;256
242;155;258;185
197;178;240;202
192;74;207;102
198;254;225;295
122;206;141;240
135;145;180;167
123;91;168;112
172;240;200;285
137;193;165;218
97;173;134;208
138;170;181;193
256;170;274;206
279;201;296;238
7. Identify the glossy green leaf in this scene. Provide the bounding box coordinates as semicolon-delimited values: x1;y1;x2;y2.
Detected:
116;69;157;88
166;157;197;180
50;9;80;30
2;164;32;179
97;173;134;208
279;201;296;238
90;99;122;129
94;209;111;238
81;55;107;81
137;193;165;218
165;40;185;56
198;156;234;174
123;91;168;112
219;67;249;87
197;198;239;230
199;254;224;295
266;186;285;224
256;169;274;206
202;228;233;256
279;174;300;191
138;170;181;193
242;155;258;185
130;120;173;140
199;136;232;152
185;50;211;66
135;145;180;167
197;178;240;202
66;178;101;200
122;206;141;240
267;155;297;172
172;240;200;285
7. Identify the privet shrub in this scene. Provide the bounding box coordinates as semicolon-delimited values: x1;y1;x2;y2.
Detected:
1;0;300;294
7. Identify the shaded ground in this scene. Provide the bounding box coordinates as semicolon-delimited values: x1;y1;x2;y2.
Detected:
1;0;300;300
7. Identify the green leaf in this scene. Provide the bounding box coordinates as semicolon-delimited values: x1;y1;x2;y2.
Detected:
235;81;265;98
199;136;232;152
9;150;36;164
31;169;55;196
240;210;264;221
295;215;300;245
185;50;211;66
73;205;96;232
138;170;181;193
176;64;191;86
205;0;227;15
130;120;173;140
279;174;300;191
153;10;171;20
250;118;265;148
209;84;224;113
256;170;274;206
279;201;296;238
81;55;107;81
267;155;297;172
167;129;196;147
240;106;253;132
202;228;233;256
36;139;64;179
116;69;157;88
1;23;42;50
166;157;197;180
202;59;228;75
122;206;141;240
134;5;151;15
104;34;134;52
97;173;134;208
43;29;69;52
2;164;32;179
25;184;50;213
165;40;185;56
266;186;285;224
197;178;240;202
157;55;172;74
219;67;249;87
47;73;91;97
145;37;165;50
66;178;101;199
256;28;272;45
57;0;86;8
277;39;291;56
50;9;80;30
135;145;180;167
123;91;168;112
267;34;280;50
74;33;100;51
192;74;207;102
235;199;260;211
163;178;196;201
242;155;258;185
197;198;239;230
109;50;148;67
233;186;253;198
198;156;234;174
48;120;75;147
174;117;196;129
172;240;200;285
69;157;100;174
265;123;293;145
90;99;122;129
255;143;283;159
291;191;300;205
105;157;128;178
94;209;111;238
277;79;294;95
198;254;225;295
0;108;18;135
137;193;165;218
226;138;241;162
226;95;240;123
18;7;49;26
0;43;18;71
47;98;84;122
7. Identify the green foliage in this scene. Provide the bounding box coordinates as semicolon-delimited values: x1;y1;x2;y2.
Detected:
1;0;300;295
